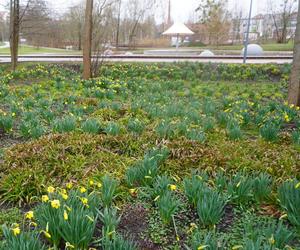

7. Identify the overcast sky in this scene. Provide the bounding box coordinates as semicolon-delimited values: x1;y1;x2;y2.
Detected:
47;0;271;22
0;0;292;22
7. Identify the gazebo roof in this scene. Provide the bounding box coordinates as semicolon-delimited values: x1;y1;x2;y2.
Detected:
162;22;194;35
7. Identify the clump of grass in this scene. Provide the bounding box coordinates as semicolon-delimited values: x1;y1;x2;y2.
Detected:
81;118;101;134
292;130;300;145
278;180;300;229
156;191;180;225
197;188;226;227
0;115;13;133
52;116;77;133
260;122;279;142
104;122;120;136
227;173;253;205
127;118;145;135
227;120;243;140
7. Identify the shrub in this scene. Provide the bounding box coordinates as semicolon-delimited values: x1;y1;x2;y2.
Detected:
81;119;101;134
197;188;226;227
278;180;300;229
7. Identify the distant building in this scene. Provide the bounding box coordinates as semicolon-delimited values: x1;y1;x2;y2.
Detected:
231;12;298;43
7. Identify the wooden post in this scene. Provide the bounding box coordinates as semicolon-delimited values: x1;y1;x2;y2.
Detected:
83;0;93;79
288;2;300;106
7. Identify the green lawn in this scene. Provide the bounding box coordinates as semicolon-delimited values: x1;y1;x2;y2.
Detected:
0;45;81;55
203;41;294;51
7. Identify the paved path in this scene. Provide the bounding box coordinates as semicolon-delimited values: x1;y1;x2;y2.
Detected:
0;54;293;64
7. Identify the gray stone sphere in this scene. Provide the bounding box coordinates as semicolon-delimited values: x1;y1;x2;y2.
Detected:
241;44;264;56
199;50;215;57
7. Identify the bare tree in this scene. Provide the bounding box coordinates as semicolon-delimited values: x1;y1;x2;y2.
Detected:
10;0;20;71
196;0;230;46
288;2;300;106
268;0;297;43
83;0;93;79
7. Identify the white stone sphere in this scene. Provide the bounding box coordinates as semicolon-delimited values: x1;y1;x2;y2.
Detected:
199;50;215;57
241;44;264;56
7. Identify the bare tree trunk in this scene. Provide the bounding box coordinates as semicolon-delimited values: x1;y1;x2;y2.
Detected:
10;0;20;71
288;3;300;106
83;0;93;80
115;0;121;50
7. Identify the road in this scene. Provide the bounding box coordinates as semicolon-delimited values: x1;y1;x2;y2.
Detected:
0;54;293;64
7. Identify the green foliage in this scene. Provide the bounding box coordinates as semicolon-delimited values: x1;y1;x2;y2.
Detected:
156;191;179;225
278;180;300;229
0;115;13;133
183;175;206;207
52;115;77;133
227;173;253;205
105;122;121;136
125;147;169;187
127;118;145;135
101;175;118;207
186;231;226;250
253;173;272;203
259;122;279;142
99;207;120;239
101;235;137;250
1;225;46;250
197;188;226;227
292;130;300;145
35;188;100;248
81;118;101;134
226;120;242;140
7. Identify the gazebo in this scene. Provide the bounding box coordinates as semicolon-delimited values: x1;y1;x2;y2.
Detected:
162;22;194;50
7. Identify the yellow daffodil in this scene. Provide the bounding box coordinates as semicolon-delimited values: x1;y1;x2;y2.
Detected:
169;184;177;191
80;197;88;205
12;227;21;236
25;211;34;220
279;213;288;220
47;186;55;193
197;245;208;250
51;199;60;209
42;195;49;202
80;187;87;193
269;235;275;245
66;182;73;189
89;180;94;186
65;242;75;249
64;210;68;221
232;246;243;250
43;230;51;239
129;188;137;195
61;193;68;200
96;182;102;188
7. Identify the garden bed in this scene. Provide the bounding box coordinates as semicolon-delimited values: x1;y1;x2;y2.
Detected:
0;62;299;249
